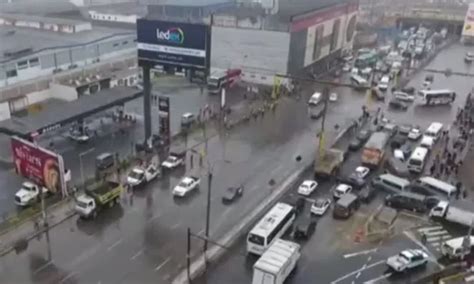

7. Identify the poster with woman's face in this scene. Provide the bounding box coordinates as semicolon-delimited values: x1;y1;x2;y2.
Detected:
11;137;63;195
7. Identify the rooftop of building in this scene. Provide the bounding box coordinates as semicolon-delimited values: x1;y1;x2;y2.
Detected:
0;12;89;25
277;0;352;19
0;25;135;62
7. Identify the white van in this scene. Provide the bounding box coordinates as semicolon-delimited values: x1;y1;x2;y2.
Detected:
424;122;443;141
309;92;322;105
441;236;474;259
372;173;410;194
420;136;434;150
350;74;369;89
377;76;390;91
415;176;457;198
407;147;429;173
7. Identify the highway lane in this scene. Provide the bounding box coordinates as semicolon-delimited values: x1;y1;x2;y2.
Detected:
0;78;369;283
194;42;474;284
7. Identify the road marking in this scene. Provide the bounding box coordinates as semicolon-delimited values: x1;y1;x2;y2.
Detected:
107;239;122;251
171;222;181;230
34;261;53;274
363;272;393;284
59;272;78;284
355;271;361;278
154;257;171;272
343;248;378;259
330;260;385;284
417;226;443;233
427;236;441;242
424;230;449;237
131;248;144;260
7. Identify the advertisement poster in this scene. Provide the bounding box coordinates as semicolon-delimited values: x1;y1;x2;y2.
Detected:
158;96;170;146
137;19;209;69
11;136;67;197
463;3;474;37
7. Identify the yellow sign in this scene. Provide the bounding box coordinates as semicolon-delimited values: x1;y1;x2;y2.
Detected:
463;3;474;37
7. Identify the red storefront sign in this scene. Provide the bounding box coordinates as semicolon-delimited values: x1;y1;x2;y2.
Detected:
11;136;67;196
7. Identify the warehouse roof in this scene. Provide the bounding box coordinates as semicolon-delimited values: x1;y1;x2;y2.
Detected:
0;86;142;137
0;13;89;25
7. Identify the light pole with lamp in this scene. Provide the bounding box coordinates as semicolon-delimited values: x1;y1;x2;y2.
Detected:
79;147;95;188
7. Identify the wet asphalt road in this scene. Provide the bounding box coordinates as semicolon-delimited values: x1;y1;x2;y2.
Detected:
194;42;474;284
1;42;473;284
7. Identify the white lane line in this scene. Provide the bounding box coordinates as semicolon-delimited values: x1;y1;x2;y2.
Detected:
107;239;123;251
59;272;78;284
355;271;362;278
364;272;393;284
330;260;385;284
154;257;171;272
343;248;378;259
171;222;181;230
34;261;53;274
131;248;144;260
424;230;449;237
432;242;441;247
417;226;443;233
427;236;441;242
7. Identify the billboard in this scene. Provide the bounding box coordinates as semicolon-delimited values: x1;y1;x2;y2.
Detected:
463;3;474;37
137;19;209;69
158;96;170;146
11;137;67;197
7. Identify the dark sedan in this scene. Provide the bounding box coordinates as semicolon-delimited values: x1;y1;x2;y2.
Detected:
348;138;364;151
222;185;244;203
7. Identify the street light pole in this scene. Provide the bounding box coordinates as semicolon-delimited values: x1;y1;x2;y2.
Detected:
204;170;213;253
79;147;95;188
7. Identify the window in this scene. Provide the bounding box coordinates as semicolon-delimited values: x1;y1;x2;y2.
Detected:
28;57;39;67
312;25;324;61
6;69;17;78
17;60;28;70
122;41;128;45
330;19;341;52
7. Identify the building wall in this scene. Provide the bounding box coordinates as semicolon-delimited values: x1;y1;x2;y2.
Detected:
288;2;358;74
0;33;136;88
211;26;290;85
0;101;10;121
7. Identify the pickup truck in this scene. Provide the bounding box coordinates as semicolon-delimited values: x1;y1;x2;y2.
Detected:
430;200;474;227
161;151;185;170
126;164;160;188
172;176;200;197
75;181;123;219
314;149;344;178
15;181;49;207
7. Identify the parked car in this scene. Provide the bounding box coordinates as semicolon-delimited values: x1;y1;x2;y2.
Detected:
293;215;317;239
333;184;353;200
394;91;415;102
222;185;244;203
371;87;385;101
358;185;377;203
346;166;370;188
385;192;428;213
383;123;399;137
309;92;322;105
297;180;318;196
311;198;332;216
172;176;200;197
348;137;364;151
390;134;407;149
384;157;410;178
408;126;422;140
389;99;408;110
386;249;428;273
329;92;338;102
357;130;372;143
398;124;412;135
181;113;196;127
401;86;416;95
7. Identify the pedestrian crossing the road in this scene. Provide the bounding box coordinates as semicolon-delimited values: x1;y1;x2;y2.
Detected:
417;225;453;252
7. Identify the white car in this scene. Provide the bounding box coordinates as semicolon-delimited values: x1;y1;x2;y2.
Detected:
127;164;160;187
311;198;331;216
329;93;338;102
354;166;370;179
15;182;49;207
333;184;352;200
393;91;415;102
377;76;390;91
408;127;422;140
386;249;428;272
309;92;322;105
394;149;405;162
172;176;200;197
297;180;318;196
420;135;434;150
161;153;185;169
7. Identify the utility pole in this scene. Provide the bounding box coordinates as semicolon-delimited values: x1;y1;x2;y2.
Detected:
318;87;330;158
204;171;213;253
187;227;191;283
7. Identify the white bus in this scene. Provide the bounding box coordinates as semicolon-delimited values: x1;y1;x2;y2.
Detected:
350;74;369;90
418;89;455;105
247;202;296;255
424;122;443;141
407;147;429;173
416;176;457;198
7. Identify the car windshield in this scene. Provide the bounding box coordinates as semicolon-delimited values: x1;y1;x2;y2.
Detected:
399;252;411;261
178;181;190;187
129;170;144;179
248;234;265;245
314;200;325;207
166;156;177;163
76;200;89;208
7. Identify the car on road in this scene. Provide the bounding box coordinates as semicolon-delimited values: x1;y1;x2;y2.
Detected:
309;92;322;105
408;126;422;140
172;176;200;197
222;185;244;203
390;134;407;149
346;166;370;188
126;164;160;188
393;91;415;102
385;192;428;213
358;185;377;203
398;124;412;136
465;52;474;63
401;86;416;95
348;137;364;151
389;98;408;110
371;87;385;101
377;75;390;91
383;123;399;137
310;198;331;216
386;249;428;273
297;180;318;196
161;151;185;169
293;215;316;239
423;74;434;87
329;92;338;102
385;157;410;178
96;152;115;171
420;135;435;150
333;184;353;200
357;129;372;143
15;181;49;207
181;113;196;127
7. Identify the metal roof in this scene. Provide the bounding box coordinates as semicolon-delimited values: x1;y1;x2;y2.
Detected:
0;86;142;137
254;239;299;275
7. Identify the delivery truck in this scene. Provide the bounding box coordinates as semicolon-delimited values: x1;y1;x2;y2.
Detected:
75;181;123;219
252;239;300;284
362;132;389;168
430;200;474;227
314;148;344;178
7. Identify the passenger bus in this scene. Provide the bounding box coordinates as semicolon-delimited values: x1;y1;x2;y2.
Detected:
418;89;456;105
407;147;429;173
354;52;377;68
247;202;296;255
207;68;241;94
